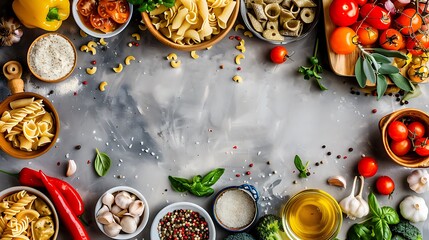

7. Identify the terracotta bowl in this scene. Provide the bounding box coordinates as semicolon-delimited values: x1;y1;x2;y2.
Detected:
0;92;60;159
27;33;77;83
379;108;429;168
141;0;240;51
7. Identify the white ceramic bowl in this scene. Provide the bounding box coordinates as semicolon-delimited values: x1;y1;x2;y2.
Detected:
0;186;59;240
71;0;133;38
95;186;150;239
150;202;216;240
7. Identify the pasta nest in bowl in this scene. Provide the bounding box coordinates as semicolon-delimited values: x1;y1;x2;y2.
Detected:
141;0;240;51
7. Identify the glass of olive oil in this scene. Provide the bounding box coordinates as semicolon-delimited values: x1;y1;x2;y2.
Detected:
282;189;342;240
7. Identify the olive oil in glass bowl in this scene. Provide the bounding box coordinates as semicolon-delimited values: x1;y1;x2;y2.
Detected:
282;189;342;240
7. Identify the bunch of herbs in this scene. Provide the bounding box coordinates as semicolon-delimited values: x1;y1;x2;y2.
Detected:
169;168;225;197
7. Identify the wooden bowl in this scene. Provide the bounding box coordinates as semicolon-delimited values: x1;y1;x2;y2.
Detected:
141;0;240;51
27;33;77;83
0;92;60;159
379;108;429;168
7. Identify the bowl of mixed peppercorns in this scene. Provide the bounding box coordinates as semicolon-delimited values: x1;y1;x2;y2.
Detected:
150;202;216;240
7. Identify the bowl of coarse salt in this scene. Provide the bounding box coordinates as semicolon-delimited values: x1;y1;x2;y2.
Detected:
213;184;259;232
27;33;77;83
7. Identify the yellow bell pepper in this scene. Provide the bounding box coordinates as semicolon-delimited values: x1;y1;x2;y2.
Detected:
12;0;70;31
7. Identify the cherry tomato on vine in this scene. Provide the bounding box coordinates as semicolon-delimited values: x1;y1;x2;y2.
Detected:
407;65;429;83
329;0;359;27
390;138;412;156
270;46;289;64
376;176;395;195
379;28;404;50
415;137;429;156
360;3;391;30
355;0;367;7
329;27;358;54
388;120;408;141
408;121;426;139
357;157;378;178
395;8;422;35
352;22;378;45
406;33;429;56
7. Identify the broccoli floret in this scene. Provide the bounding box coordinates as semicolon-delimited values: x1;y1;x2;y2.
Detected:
224;232;256;240
256;214;287;240
391;220;422;240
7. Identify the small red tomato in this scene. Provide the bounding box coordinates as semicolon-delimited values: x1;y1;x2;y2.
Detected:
406;33;429;56
414;137;429;156
408;121;426;139
355;0;367;6
360;3;391;30
270;46;288;64
352;22;378;45
388;120;408;141
329;27;358;54
329;0;359;27
376;176;395;195
395;8;422;35
358;156;378;178
379;28;404;51
390;138;412;156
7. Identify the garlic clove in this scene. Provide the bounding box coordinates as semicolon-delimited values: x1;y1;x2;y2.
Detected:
327;176;347;188
97;211;114;225
128;200;145;217
102;193;115;209
115;191;133;209
97;205;110;216
120;216;138;234
66;160;77;177
111;205;122;215
104;222;122;237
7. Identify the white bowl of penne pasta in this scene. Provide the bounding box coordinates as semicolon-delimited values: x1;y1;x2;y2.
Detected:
141;0;240;51
0;186;59;240
240;0;321;44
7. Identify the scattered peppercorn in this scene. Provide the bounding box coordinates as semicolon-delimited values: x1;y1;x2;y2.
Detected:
322;145;326;149
237;67;241;70
157;209;209;240
246;171;251;175
48;90;54;95
229;36;234;40
56;162;60;166
235;173;240;177
371;109;377;113
348;148;353;152
82;81;88;85
266;161;271;165
74;145;81;150
327;152;331;156
293;180;297;184
336;155;341;159
219;65;224;69
249;163;253;167
91;60;96;65
315;162;320;166
235;36;242;41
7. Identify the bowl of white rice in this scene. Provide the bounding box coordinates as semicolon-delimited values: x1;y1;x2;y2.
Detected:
27;33;77;83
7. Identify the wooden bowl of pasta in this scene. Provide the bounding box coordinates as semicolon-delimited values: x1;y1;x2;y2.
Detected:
141;0;240;51
0;92;60;159
0;186;59;239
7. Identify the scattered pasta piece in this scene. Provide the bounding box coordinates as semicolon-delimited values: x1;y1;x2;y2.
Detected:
190;51;199;59
232;75;243;83
236;39;246;53
80;45;89;52
99;38;108;46
235;24;245;31
99;82;108;92
244;31;253;37
79;29;87;37
235;54;245;65
112;64;123;73
86;67;97;75
170;60;181;68
138;24;147;31
131;33;141;40
166;53;178;61
87;41;97;48
124;56;136;65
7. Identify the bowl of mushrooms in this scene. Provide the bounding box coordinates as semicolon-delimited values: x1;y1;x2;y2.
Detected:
95;186;149;239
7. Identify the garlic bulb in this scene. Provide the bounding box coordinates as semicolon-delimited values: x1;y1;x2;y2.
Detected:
0;17;23;47
339;176;369;220
399;195;428;223
407;169;429;194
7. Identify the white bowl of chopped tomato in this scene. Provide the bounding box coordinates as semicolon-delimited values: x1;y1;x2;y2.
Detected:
72;0;133;38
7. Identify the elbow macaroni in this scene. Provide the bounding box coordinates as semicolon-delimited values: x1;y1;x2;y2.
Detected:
99;82;108;92
170;60;182;68
232;75;242;83
86;67;97;75
235;54;245;65
113;64;123;73
131;33;141;40
125;56;136;65
167;53;178;61
190;51;199;59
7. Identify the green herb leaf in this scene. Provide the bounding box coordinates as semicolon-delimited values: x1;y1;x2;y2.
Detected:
378;64;400;75
201;168;224;187
94;148;111;177
368;192;382;217
389;73;413;91
372;48;408;59
376;74;388;100
374;219;391;240
294;155;309;178
193;175;202;183
372;53;393;64
347;223;372;240
355;57;367;88
189;182;214;197
381;206;400;224
402;84;422;102
168;176;192;192
363;57;376;84
316;79;328;90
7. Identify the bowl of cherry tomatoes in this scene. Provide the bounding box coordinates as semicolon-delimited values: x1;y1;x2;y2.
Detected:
72;0;133;38
379;108;429;168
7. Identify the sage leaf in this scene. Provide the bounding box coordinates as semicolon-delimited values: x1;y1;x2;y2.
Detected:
355;57;367;88
363;58;376;84
381;206;400;224
389;73;412;91
168;176;192;192
372;48;408;59
94;148;111;177
372;53;392;64
378;64;400;75
376;74;388;99
403;84;422;101
201;168;225;187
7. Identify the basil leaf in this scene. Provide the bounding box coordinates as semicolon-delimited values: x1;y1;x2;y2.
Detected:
94;148;111;177
193;175;202;183
381;206;400;224
189;182;214;197
201;168;224;187
294;155;305;171
347;223;372;240
372;53;393;64
372;48;408;59
168;176;192;192
368;193;382;217
355;57;367;88
374;220;391;240
378;64;400;75
389;73;413;91
363;57;376;84
376;74;388;100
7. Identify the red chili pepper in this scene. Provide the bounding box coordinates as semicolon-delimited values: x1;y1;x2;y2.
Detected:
39;170;90;240
0;168;84;216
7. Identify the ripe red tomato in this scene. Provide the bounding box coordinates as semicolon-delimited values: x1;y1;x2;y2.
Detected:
408;121;426;138
406;34;429;56
270;46;288;64
90;13;116;33
329;0;359;27
360;3;391;30
390;138;412;156
395;8;422;35
355;0;367;7
329;27;358;54
376;176;395;195
358;157;378;178
388;120;408;141
352;22;379;45
414;137;429;156
77;0;97;17
379;29;404;50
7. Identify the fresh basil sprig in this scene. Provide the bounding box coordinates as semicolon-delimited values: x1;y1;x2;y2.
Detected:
168;168;225;197
128;0;175;12
294;155;310;178
94;148;112;177
355;46;413;99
